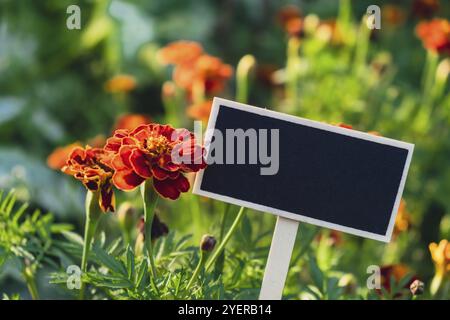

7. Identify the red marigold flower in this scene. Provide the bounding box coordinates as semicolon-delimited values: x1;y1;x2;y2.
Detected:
114;113;152;132
195;55;233;94
105;74;136;93
105;123;206;200
62;146;115;212
416;19;450;55
47;142;82;170
158;41;204;66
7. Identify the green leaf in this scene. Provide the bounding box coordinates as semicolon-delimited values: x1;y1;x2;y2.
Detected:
308;255;324;292
135;259;148;290
126;245;135;280
107;238;122;255
61;231;84;247
92;244;127;275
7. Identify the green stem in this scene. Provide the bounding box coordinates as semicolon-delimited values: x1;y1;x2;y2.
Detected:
410;51;439;125
140;180;159;279
191;194;202;242
354;15;371;75
205;206;246;271
213;203;231;277
430;273;443;296
219;203;231;241
431;59;449;113
23;265;39;300
186;250;208;290
236;54;256;103
79;191;102;300
422;50;439;107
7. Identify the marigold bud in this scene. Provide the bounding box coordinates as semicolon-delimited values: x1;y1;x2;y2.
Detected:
410;279;425;295
200;234;216;252
117;202;137;233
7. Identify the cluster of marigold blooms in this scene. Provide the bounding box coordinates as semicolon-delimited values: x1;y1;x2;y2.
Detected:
276;1;449;57
51;122;206;213
157;41;233;123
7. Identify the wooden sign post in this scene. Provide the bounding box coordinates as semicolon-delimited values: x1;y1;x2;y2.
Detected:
193;97;414;300
259;217;299;300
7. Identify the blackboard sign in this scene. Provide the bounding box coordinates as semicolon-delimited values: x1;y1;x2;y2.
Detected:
193;98;414;242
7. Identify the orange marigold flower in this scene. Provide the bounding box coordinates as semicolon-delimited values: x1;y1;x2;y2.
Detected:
173;64;197;91
105;124;206;200
158;41;203;66
173;54;233;95
412;0;440;19
105;74;136;93
114;113;152;132
429;239;450;277
186;100;213;123
277;5;304;37
159;41;232;98
47;142;82;170
162;81;177;99
62;146;115;212
416;19;450;55
393;199;412;237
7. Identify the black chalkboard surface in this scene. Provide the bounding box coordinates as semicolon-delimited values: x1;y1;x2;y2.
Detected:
193;98;414;242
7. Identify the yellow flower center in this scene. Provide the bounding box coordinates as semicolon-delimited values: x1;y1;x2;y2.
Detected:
145;135;170;157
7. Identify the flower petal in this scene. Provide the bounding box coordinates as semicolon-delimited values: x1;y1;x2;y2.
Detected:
119;145;134;168
151;166;170;180
174;174;190;192
130;149;152;178
112;169;144;191
99;183;115;212
153;178;181;200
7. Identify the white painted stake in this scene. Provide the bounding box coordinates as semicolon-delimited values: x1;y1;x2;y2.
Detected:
259;216;299;300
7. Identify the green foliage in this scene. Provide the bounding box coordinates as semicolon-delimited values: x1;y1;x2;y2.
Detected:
0;189;72;269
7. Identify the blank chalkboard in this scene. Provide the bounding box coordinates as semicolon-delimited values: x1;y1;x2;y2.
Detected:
193;98;414;242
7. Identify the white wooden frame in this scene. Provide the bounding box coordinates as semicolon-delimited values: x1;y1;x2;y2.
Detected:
193;97;414;242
